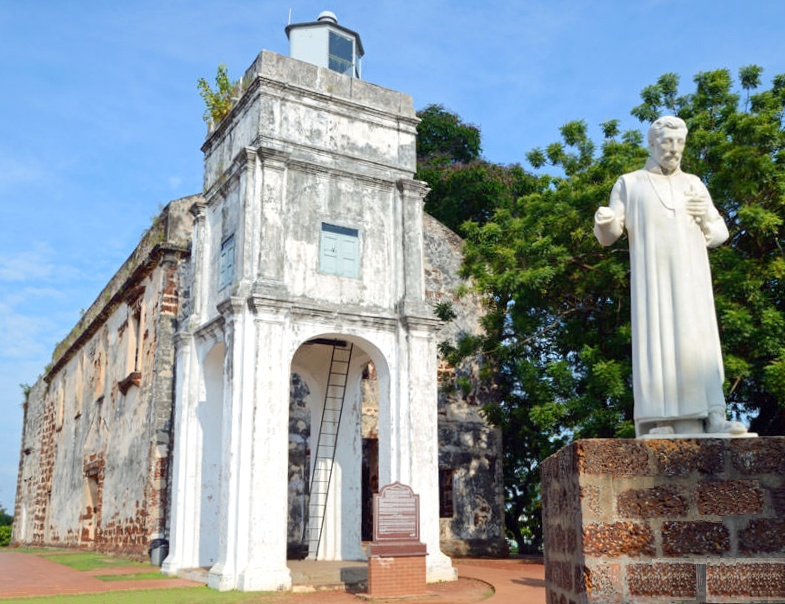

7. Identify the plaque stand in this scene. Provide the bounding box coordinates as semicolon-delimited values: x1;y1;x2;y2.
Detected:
367;482;428;597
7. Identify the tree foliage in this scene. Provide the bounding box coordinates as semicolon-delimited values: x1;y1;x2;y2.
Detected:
416;104;482;165
458;122;646;550
0;504;11;547
416;105;539;233
0;504;11;526
419;66;785;552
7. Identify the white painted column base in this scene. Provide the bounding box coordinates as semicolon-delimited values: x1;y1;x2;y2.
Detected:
160;558;180;577
207;562;238;591
427;552;458;583
237;565;292;592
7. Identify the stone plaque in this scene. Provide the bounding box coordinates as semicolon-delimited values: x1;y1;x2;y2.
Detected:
373;482;419;542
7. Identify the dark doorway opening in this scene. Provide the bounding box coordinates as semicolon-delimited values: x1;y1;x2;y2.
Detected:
361;438;378;541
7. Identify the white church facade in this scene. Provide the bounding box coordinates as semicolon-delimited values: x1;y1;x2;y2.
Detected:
13;14;506;592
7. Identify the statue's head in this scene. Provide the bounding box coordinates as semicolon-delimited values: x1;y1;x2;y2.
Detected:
648;116;688;173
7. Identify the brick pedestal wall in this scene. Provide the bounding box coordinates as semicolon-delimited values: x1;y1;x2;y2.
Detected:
367;542;427;597
542;438;785;603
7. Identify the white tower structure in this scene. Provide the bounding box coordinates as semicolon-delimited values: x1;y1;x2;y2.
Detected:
286;11;364;78
162;17;455;591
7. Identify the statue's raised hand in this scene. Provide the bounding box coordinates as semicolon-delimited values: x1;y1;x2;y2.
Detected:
684;184;709;225
594;206;616;225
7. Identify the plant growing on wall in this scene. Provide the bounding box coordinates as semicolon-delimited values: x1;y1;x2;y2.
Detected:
197;63;241;125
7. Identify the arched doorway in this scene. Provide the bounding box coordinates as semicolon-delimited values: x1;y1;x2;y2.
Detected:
288;335;389;562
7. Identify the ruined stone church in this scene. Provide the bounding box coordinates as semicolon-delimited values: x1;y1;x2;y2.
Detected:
12;13;505;591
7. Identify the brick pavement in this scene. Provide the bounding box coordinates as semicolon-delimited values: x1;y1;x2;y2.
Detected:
0;552;200;599
456;558;546;604
0;551;546;602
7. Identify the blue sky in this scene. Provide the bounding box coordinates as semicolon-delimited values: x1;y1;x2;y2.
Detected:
1;0;784;513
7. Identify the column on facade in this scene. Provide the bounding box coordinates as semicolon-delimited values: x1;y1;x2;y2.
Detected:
235;293;293;591
238;147;259;294
396;179;429;303
255;148;290;288
188;202;209;321
393;177;456;582
402;314;457;582
206;297;251;590
161;331;198;574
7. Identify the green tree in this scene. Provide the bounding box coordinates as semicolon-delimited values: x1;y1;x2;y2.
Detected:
450;65;785;550
416;104;539;233
0;504;11;526
416;104;482;165
0;504;12;547
458;122;646;550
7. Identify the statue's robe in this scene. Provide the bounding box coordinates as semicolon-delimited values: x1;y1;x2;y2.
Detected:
595;158;729;436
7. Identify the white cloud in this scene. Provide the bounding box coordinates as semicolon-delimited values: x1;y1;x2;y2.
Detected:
0;303;58;360
0;154;48;192
0;242;84;283
0;245;55;282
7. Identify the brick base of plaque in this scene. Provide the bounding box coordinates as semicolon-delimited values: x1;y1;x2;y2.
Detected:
542;437;785;604
368;482;428;597
368;542;428;597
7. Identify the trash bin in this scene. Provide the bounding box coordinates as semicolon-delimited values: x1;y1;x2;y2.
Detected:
149;538;169;566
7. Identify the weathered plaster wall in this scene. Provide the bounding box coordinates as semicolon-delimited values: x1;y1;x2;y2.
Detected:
422;214;507;557
203;50;417;192
195;50;421;334
12;197;195;559
13;378;49;545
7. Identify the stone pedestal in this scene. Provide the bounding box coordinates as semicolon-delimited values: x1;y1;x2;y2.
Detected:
542;438;785;603
368;542;427;597
367;482;428;597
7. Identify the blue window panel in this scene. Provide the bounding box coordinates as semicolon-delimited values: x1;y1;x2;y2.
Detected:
328;31;354;76
218;235;235;290
320;223;359;278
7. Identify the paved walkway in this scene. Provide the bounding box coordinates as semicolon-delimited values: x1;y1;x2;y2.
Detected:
0;552;201;599
0;551;546;602
456;558;546;603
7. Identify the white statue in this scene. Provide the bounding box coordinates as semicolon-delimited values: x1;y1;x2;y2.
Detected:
594;116;747;437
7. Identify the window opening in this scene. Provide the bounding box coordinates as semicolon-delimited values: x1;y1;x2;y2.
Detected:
439;469;455;518
328;31;355;76
319;223;359;278
219;235;236;290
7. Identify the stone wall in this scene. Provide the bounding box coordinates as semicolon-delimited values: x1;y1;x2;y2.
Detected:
423;214;507;558
12;197;194;559
542;438;785;603
287;373;311;559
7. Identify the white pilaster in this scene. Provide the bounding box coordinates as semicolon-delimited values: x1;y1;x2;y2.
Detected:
162;332;198;575
207;298;248;590
235;295;292;591
403;313;456;582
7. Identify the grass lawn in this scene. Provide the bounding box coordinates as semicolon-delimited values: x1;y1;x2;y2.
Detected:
95;571;176;582
37;551;150;572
